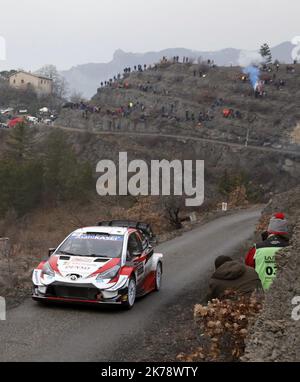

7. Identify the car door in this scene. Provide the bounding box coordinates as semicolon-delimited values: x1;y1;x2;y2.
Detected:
127;232;146;285
138;231;155;280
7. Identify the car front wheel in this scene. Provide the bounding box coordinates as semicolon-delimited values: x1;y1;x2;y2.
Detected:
122;278;136;310
155;262;162;291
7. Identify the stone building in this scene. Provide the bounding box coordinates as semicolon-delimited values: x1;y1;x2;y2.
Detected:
8;71;53;95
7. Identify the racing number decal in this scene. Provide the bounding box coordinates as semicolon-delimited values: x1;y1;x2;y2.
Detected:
264;255;276;278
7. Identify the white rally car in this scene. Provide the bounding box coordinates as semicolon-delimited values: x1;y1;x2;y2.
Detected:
32;221;163;309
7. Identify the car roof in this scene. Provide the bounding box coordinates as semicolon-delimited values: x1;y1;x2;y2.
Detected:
73;226;128;236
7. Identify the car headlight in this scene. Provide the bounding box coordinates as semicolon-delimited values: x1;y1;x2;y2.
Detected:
42;262;55;277
38;286;47;294
96;265;120;281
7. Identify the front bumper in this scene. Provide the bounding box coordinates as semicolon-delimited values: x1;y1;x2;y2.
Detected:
32;282;128;305
32;295;123;305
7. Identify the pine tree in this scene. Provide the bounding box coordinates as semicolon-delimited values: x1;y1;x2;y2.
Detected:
43;130;93;203
5;122;34;162
218;170;233;196
260;43;272;64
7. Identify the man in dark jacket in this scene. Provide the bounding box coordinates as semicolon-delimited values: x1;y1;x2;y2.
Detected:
207;256;262;301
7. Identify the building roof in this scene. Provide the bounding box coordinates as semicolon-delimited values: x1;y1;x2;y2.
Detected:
8;70;53;82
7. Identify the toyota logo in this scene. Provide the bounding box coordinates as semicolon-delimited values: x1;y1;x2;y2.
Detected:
69;274;78;281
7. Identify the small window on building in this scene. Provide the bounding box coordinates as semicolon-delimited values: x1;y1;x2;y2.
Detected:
21;79;24;84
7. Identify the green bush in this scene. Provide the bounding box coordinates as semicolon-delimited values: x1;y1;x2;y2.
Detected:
0;159;43;216
0;128;94;218
43;130;94;202
218;170;265;203
6;122;35;161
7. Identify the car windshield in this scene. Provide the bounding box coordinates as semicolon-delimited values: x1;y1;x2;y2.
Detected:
56;233;124;258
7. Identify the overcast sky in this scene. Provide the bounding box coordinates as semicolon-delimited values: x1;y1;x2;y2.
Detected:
0;0;299;71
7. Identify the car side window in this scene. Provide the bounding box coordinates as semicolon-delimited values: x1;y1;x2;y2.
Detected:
127;233;143;258
139;232;149;250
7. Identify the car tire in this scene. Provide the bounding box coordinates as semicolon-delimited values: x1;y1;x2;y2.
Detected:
154;262;162;291
122;277;136;310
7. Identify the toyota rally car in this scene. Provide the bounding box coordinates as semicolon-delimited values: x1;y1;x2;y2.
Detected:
32;221;163;309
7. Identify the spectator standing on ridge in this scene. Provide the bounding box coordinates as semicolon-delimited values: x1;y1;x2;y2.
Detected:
207;256;262;301
245;213;290;291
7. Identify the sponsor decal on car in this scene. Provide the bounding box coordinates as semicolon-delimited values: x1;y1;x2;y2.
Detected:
71;233;123;241
58;256;110;277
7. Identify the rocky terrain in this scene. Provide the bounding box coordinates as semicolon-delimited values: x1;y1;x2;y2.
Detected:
61;42;296;98
58;61;300;152
55;61;300;200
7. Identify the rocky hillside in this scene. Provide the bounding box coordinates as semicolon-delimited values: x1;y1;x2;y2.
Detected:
51;125;300;200
55;61;300;199
61;42;296;98
63;60;300;151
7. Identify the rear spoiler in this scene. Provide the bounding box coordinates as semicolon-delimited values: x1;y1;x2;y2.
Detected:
97;220;156;243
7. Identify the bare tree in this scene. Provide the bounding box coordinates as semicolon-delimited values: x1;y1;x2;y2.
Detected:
70;90;85;103
162;196;185;229
35;64;69;98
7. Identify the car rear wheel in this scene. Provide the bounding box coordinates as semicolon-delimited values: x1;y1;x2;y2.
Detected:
122;278;136;310
155;262;162;291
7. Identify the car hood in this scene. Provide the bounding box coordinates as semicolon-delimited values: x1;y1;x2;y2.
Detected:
49;255;120;279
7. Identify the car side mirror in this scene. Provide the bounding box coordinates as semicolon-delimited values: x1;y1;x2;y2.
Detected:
48;248;56;257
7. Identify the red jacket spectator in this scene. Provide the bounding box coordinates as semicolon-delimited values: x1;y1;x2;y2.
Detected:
245;213;289;268
245;246;256;268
